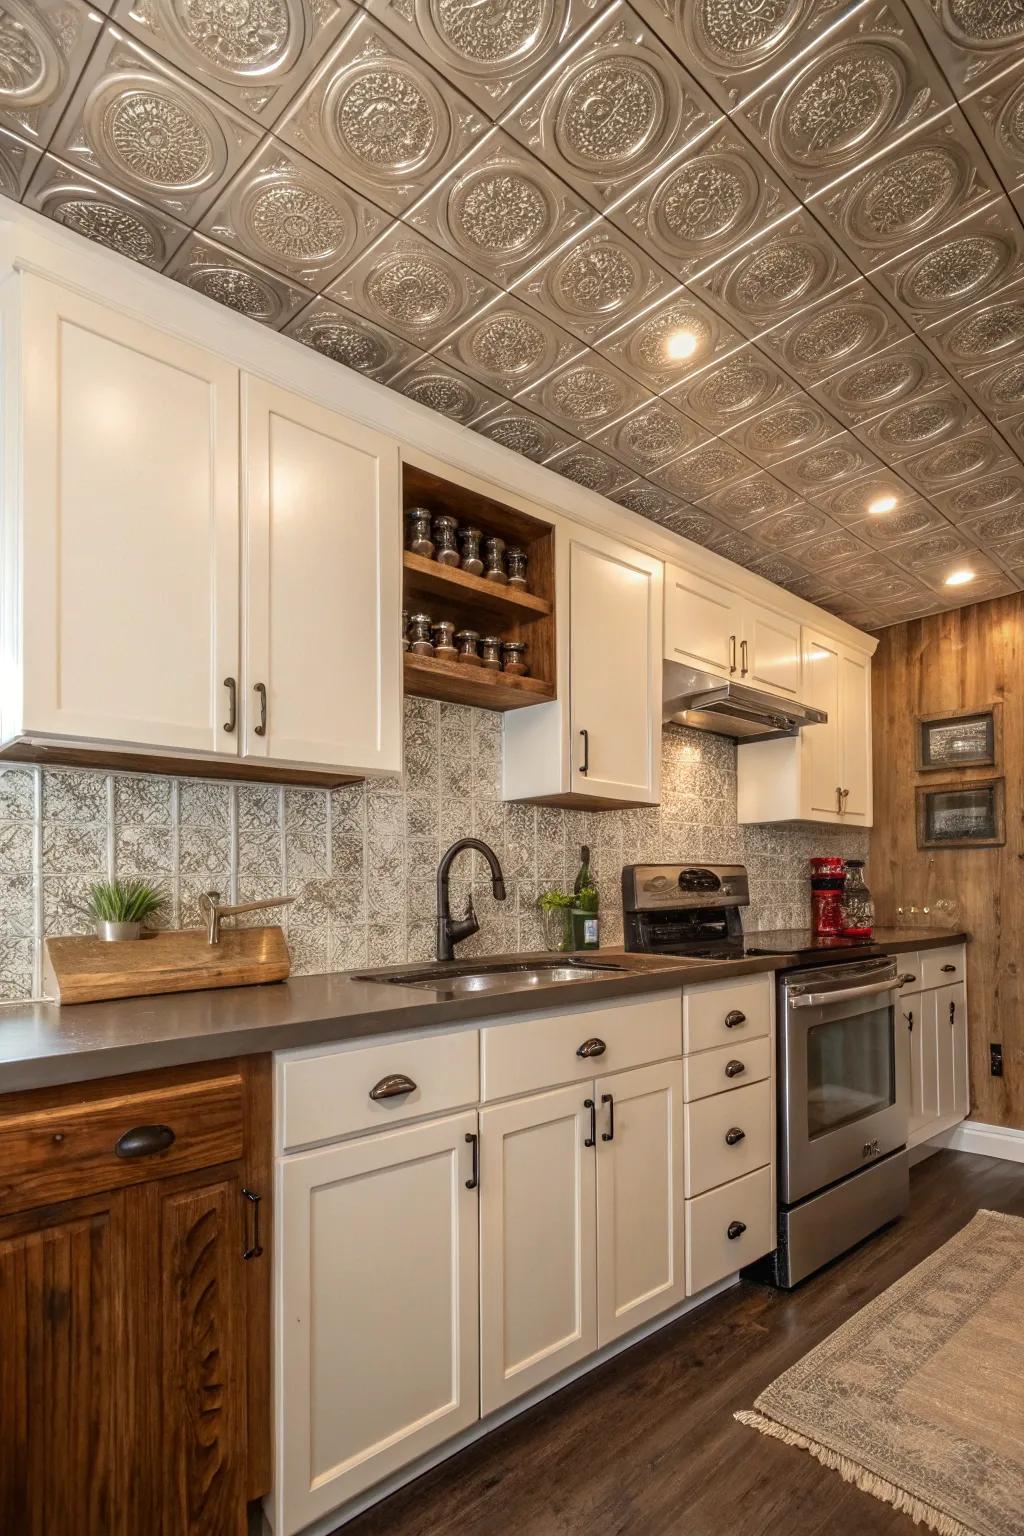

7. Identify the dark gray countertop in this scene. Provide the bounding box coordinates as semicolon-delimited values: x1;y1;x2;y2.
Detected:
0;930;967;1093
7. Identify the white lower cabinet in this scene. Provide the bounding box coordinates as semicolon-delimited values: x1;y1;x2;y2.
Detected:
900;947;969;1149
275;1112;480;1535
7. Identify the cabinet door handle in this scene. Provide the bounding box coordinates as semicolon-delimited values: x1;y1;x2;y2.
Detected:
841;788;850;807
465;1132;479;1191
369;1073;417;1101
579;727;589;776
223;676;237;733
584;1097;596;1148
724;1010;746;1029
725;1127;746;1146
577;1037;607;1058
601;1092;615;1142
727;1220;747;1241
242;1187;263;1260
725;1059;746;1078
941;963;957;973
114;1124;175;1159
729;634;737;674
254;681;268;737
905;1010;914;1033
740;639;748;676
836;786;844;815
949;1000;956;1027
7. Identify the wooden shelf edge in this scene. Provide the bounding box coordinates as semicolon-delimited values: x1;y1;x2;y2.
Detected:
403;653;554;712
402;551;551;617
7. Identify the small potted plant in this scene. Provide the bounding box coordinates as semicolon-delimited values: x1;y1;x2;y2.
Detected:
537;887;574;953
86;878;166;940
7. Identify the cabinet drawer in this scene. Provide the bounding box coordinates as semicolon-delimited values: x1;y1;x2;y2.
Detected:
686;1167;774;1295
684;1080;771;1197
683;974;772;1054
684;1037;771;1102
279;1029;479;1151
919;945;965;990
480;992;681;1102
0;1070;244;1215
895;952;921;993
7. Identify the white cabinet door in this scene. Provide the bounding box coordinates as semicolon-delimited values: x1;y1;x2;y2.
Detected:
801;630;843;820
741;602;801;698
243;376;401;773
664;563;740;679
20;276;240;754
595;1060;684;1346
916;990;941;1127
479;1085;596;1414
569;536;660;803
902;995;930;1136
276;1112;479;1535
839;646;872;823
935;982;969;1121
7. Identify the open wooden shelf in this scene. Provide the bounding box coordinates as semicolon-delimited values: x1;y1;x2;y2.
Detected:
404;653;554;711
403;551;552;620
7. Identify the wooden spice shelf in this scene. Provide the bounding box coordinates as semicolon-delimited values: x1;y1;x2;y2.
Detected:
403;551;552;620
404;653;554;711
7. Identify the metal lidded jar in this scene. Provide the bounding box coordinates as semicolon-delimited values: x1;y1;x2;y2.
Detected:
406;506;434;558
454;629;482;665
432;619;457;660
457;525;484;575
483;536;507;583
407;613;434;656
501;641;528;675
479;636;502;669
433;514;460;567
506;546;528;589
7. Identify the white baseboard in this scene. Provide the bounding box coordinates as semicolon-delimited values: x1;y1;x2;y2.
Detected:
929;1119;1024;1163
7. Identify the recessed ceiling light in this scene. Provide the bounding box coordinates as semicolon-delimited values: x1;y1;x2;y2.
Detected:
665;328;699;361
867;494;898;516
944;569;975;587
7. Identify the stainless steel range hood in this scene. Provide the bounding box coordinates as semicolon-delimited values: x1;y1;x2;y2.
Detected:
663;662;826;742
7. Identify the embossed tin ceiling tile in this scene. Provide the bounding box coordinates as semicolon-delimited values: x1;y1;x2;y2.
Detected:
543;441;637;497
811;113;996;270
849;499;956;546
275;10;489;214
908;0;1024;99
994;408;1024;453
746;504;833;549
985;531;1024;566
888;528;988;572
696;470;801;527
391;354;505;425
931;466;1024;517
434;296;581;398
962;57;1024;195
594;288;744;392
112;0;354;123
609;121;796;283
326;223;500;347
513;221;677;345
783;571;842;603
705;525;765;565
913;554;1010;593
787;527;871;569
500;6;719;212
403;128;593;288
898;426;1014;491
589;398;707;475
769;432;881;495
958;503;1024;543
811;338;951;428
755;279;909;384
833;564;923;601
515;353;648;432
725;398;840;466
23;153;190;268
688;211;857;336
0;126;42;199
668;344;796;431
199;138;389;289
734;2;952;200
814;469;921;521
853;384;983;461
0;0;102;147
960;352;1024;418
649;438;756;498
873;198;1024;329
471;400;576;463
165;232;311;326
282;292;420;381
47;27;261;221
925;278;1024;369
747;551;813;586
608;480;681;521
658;506;731;547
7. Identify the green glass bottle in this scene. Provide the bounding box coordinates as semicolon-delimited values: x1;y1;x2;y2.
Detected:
571;844;600;951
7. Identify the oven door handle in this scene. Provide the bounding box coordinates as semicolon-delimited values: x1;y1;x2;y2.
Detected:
789;977;899;1008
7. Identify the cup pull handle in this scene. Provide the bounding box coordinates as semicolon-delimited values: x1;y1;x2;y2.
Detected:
725;1010;746;1028
576;1037;606;1058
727;1221;747;1241
725;1059;746;1078
369;1074;417;1101
725;1127;746;1146
114;1124;175;1159
940;964;957;973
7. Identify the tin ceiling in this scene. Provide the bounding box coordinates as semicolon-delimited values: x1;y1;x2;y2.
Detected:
4;1;1024;629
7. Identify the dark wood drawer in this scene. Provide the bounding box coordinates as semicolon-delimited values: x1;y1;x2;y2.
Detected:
0;1069;245;1214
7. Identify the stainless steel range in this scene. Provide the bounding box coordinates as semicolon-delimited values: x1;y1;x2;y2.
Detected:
621;863;910;1288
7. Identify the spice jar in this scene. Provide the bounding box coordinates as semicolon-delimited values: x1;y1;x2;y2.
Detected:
454;630;482;665
432;620;457;661
506;546;528;589
810;856;846;937
841;859;874;938
407;613;434;656
433;514;460;567
501;641;528;675
457;525;484;576
483;536;507;583
401;609;409;651
479;636;502;670
406;507;434;558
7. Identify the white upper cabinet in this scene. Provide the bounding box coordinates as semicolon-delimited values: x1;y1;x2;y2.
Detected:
742;601;802;698
664;562;801;700
242;377;401;774
15;276;240;756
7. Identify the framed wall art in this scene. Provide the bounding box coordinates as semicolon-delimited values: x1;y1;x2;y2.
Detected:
915;705;1000;772
916;778;1005;850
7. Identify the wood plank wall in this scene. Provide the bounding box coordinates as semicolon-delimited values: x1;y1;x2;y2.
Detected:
870;594;1024;1129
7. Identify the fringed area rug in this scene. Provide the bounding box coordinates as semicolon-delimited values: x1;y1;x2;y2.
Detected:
736;1209;1024;1536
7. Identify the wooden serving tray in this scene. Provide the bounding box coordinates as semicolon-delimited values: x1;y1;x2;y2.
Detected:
43;925;290;1004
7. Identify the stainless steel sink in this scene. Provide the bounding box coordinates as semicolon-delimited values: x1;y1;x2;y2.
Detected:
357;958;631;999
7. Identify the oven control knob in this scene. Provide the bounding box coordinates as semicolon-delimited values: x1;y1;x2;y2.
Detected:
724;1010;746;1028
725;1127;746;1146
727;1221;747;1240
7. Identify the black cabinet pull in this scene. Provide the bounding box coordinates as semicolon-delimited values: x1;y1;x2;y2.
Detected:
579;728;590;776
727;1220;747;1241
724;1010;746;1029
254;681;268;737
114;1124;175;1159
465;1132;479;1190
905;1009;914;1033
242;1187;263;1260
369;1073;417;1101
725;1127;746;1146
940;963;957;973
223;676;237;734
950;1000;956;1027
576;1037;607;1058
601;1093;614;1142
584;1097;596;1148
725;1059;746;1078
899;973;917;986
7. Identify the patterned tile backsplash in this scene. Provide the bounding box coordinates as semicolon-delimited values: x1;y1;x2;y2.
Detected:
0;698;869;1001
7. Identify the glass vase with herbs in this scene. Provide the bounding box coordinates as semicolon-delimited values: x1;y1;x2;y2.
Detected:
571;845;600;950
537;888;574;952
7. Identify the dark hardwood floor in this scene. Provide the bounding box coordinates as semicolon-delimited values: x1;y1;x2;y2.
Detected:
337;1151;1024;1536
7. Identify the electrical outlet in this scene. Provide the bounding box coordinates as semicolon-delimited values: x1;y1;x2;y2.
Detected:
991;1043;1004;1078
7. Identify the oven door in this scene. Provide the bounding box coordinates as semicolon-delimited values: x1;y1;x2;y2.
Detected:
779;963;908;1206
